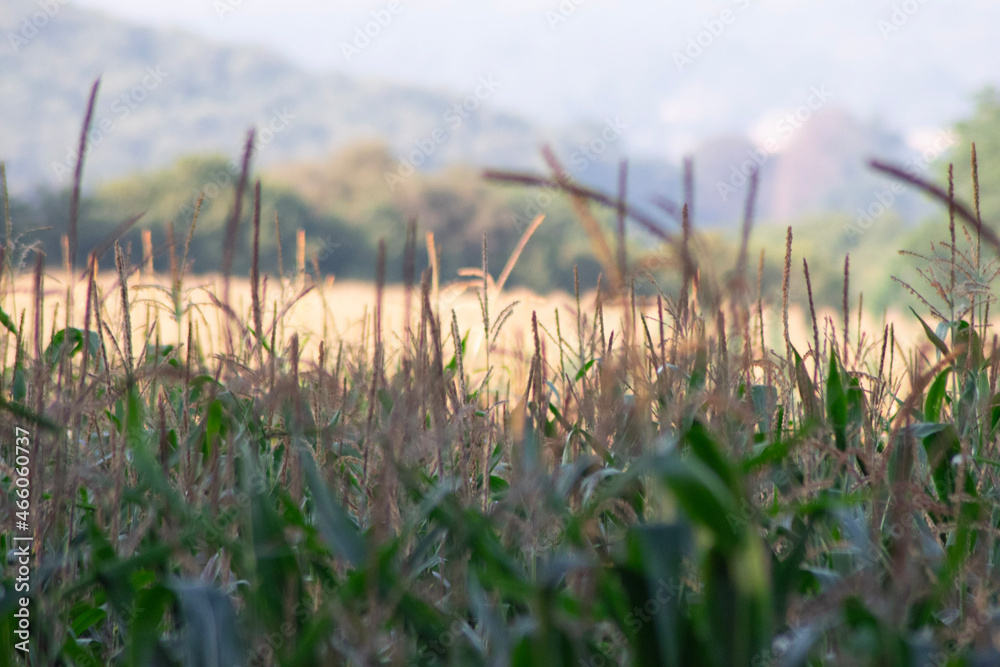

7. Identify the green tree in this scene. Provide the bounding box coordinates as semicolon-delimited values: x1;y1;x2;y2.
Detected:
944;87;1000;223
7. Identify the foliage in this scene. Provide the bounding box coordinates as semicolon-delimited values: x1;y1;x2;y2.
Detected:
946;87;1000;224
4;131;1000;667
5;146;615;294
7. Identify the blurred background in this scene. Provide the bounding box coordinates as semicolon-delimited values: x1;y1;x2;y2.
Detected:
1;0;998;311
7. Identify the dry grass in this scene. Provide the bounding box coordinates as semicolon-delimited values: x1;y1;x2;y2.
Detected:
0;268;924;382
3;117;999;664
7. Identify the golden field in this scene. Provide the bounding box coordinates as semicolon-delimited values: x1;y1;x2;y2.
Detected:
0;266;925;394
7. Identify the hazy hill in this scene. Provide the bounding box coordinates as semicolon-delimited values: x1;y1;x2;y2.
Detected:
0;0;554;194
0;0;957;229
74;1;1000;162
766;109;917;222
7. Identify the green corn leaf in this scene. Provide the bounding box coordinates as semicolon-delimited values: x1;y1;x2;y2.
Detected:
910;307;949;356
925;368;951;422
792;346;818;419
0;304;18;335
298;441;365;566
826;349;848;452
171;581;244;667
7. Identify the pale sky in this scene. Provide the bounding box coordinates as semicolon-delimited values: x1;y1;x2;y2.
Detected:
57;1;1000;157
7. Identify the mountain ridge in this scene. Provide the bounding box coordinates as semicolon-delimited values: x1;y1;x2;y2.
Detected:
1;0;556;195
1;0;950;226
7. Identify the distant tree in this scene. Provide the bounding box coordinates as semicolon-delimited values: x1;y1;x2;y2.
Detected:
83;155;374;278
267;142;607;293
944;87;1000;224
